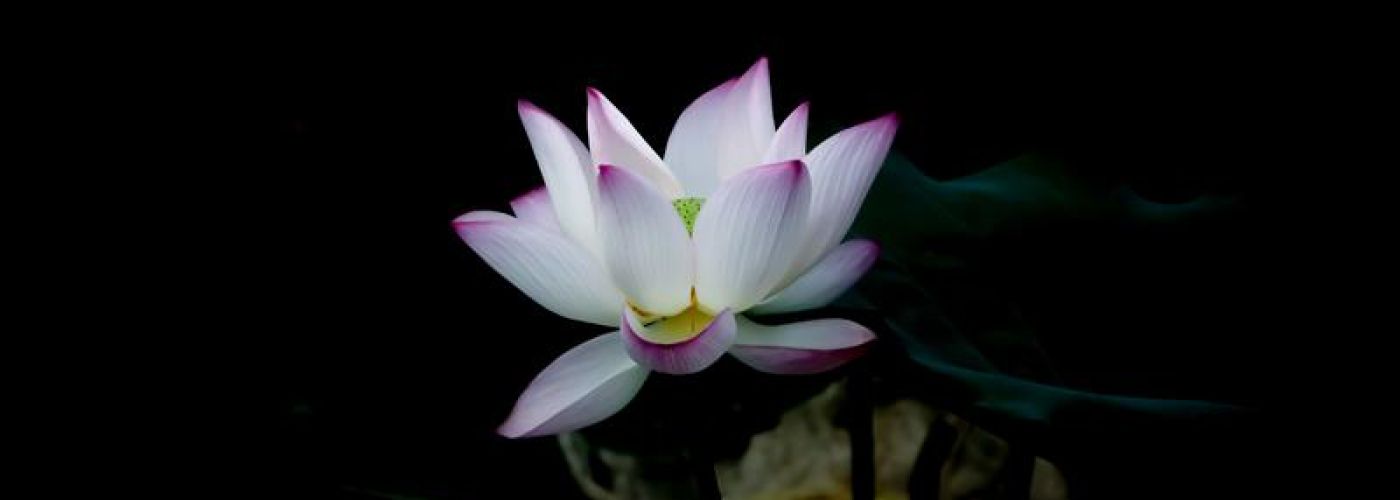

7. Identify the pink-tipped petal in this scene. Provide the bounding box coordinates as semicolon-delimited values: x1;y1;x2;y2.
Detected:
750;239;879;315
693;160;811;312
453;210;515;224
498;332;648;438
594;165;694;316
662;79;736;197
729;315;875;374
716;58;777;181
621;307;737;375
454;210;624;326
794;114;899;271
518;101;600;255
586;88;683;198
666;58;779;195
761;101;809;164
509;186;562;233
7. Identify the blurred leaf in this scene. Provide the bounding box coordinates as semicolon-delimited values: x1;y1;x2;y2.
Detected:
848;151;1247;450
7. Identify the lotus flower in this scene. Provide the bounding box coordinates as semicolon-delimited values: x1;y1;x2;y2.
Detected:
454;58;898;438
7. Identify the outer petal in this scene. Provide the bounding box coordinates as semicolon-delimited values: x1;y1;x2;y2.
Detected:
795;114;899;271
716;58;777;182
498;332;648;438
761;101;809;164
729;315;875;374
509;186;562;233
587;88;683;198
663;78;736;197
594;165;694;316
693;160;811;312
621;307;737;375
750;239;879;315
454;211;624;326
518;101;600;255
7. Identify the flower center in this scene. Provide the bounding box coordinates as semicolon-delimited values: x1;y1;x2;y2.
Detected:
672;197;705;235
640;304;715;344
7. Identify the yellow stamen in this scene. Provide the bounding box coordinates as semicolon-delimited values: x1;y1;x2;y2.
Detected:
643;306;713;343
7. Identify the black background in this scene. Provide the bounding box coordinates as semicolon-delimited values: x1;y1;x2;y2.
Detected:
179;17;1303;499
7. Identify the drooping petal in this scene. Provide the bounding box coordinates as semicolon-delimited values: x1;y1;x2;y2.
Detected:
794;114;899;271
761;101;809;164
594;165;694;316
587;88;683;198
663;78;736;197
498;332;648;438
509;186;562;232
729;315;875;374
750;239;879;315
693;160;811;312
715;58;777;182
517;101;600;255
454;211;623;326
621;307;737;375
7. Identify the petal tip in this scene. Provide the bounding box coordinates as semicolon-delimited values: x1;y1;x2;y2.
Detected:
748;56;770;74
496;422;525;439
516;99;555;122
496;417;545;439
452;211;504;227
851;323;878;343
753;159;807;183
510;186;548;205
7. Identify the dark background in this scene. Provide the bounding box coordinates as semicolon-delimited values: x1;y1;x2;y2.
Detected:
187;19;1302;499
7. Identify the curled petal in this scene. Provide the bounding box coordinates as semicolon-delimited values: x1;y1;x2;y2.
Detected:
716;58;776;181
663;78;735;197
666;58;779;196
509;186;562;232
517;100;600;255
751;239;879;315
761;101;809;164
594;165;694;316
795;114;899;271
498;332;648;438
693;160;811;312
587;88;683;198
729;315;875;374
621;307;737;375
454;211;623;326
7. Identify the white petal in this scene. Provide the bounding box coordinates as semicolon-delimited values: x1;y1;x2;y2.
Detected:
454;211;623;326
729;315;875;374
498;332;648;438
693;160;811;312
663;78;735;197
594;165;694;316
621;307;737;375
509;186;562;233
587;88;683;198
715;58;777;182
517;101;600;255
761;101;809;163
750;239;879;315
795;114;899;271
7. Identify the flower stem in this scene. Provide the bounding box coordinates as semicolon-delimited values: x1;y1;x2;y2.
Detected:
849;360;875;500
689;441;721;499
683;376;722;500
